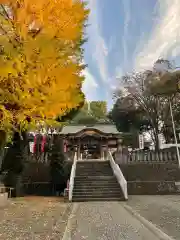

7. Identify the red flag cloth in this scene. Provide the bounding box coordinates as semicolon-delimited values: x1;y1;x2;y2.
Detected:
33;135;37;153
67;179;69;190
64;140;67;153
41;135;46;153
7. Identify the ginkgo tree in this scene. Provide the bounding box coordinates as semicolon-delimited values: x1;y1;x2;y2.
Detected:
0;0;89;137
0;0;89;196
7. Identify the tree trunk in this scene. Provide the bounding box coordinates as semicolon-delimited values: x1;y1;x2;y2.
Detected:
154;132;160;151
152;127;161;161
0;130;7;171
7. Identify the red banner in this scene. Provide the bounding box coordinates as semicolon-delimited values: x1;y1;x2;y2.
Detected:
41;135;46;153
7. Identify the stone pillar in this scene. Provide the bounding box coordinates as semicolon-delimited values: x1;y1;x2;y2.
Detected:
103;138;108;160
116;138;123;163
117;138;122;152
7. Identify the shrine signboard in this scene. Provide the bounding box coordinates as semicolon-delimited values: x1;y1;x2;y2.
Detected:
78;130;101;137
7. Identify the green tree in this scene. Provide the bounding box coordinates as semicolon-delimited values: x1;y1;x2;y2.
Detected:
115;60;175;150
147;59;180;143
109;95;151;147
90;101;108;120
50;135;67;194
71;100;109;124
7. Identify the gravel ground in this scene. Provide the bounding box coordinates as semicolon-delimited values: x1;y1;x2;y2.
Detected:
0;197;72;240
127;195;180;240
66;202;162;240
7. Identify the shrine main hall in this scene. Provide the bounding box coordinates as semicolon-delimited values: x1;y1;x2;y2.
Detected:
60;124;122;160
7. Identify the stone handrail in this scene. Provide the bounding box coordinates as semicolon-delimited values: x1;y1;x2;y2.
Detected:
69;152;77;201
108;151;128;200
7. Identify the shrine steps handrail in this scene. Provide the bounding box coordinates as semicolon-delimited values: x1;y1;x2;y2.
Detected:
69;152;77;201
108;151;128;200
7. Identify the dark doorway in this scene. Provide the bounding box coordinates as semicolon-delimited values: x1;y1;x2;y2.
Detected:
80;136;101;159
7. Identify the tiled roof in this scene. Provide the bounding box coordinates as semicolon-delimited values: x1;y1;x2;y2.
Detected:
60;124;120;135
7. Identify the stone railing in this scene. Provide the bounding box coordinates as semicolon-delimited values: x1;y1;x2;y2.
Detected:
108;151;128;200
68;152;77;201
114;148;178;164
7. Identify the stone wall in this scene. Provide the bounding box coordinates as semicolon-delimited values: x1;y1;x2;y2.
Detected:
127;181;177;195
119;163;180;181
22;162;51;183
119;163;180;195
22;161;72;195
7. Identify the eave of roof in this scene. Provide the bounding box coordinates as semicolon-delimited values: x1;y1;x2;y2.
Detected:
60;124;120;135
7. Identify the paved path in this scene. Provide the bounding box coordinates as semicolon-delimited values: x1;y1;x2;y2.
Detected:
127;195;180;240
63;202;168;240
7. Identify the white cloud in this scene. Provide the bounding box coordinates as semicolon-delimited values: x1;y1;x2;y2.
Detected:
87;0;109;82
115;66;123;79
122;0;131;68
82;68;98;101
135;0;180;71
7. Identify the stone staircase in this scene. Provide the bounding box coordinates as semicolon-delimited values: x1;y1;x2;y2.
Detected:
72;160;124;202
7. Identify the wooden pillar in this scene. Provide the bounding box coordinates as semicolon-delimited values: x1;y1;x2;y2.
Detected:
72;138;75;159
77;138;80;160
102;137;108;160
105;137;108;159
100;137;103;160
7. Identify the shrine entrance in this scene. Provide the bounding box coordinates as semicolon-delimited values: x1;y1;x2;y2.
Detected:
60;124;122;161
80;136;101;159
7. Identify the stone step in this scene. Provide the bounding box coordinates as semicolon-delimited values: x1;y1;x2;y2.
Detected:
77;160;109;163
75;175;116;179
74;184;121;188
74;178;118;182
74;178;117;183
76;166;111;170
72;197;123;202
76;164;110;167
74;186;120;191
75;177;116;179
76;166;111;169
76;167;112;170
77;166;111;169
76;172;113;175
76;169;112;172
75;173;113;177
73;195;123;200
78;162;110;164
73;190;122;195
76;168;112;171
72;192;123;197
74;179;118;183
73;160;124;202
75;186;120;189
74;181;118;185
77;169;111;172
74;185;121;189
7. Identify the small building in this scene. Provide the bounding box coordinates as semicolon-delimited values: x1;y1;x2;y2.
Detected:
60;124;122;160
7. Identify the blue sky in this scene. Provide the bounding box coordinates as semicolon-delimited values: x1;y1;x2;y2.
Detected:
82;0;180;109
